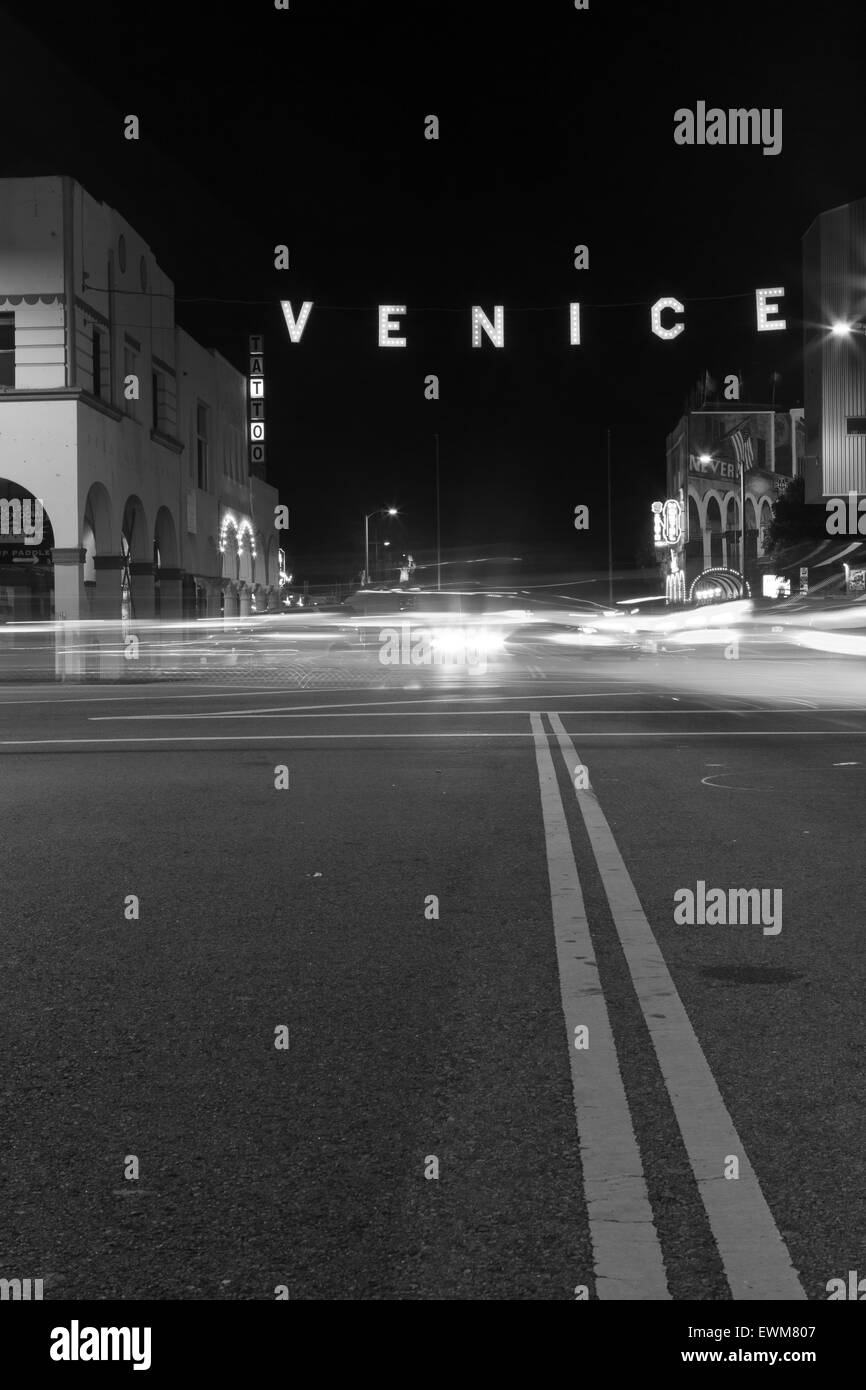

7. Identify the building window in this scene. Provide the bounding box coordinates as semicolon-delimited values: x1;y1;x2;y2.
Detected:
152;370;162;431
196;403;209;489
92;328;102;397
0;312;14;388
846;417;866;435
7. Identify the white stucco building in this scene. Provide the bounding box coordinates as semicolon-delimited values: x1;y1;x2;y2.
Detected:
0;174;281;629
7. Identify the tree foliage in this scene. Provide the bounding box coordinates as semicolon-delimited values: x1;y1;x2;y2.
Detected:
763;476;827;555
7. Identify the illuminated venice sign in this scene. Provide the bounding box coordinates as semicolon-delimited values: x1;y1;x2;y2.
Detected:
279;289;786;347
652;498;683;547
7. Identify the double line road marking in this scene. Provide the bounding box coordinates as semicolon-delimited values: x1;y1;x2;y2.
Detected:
531;711;805;1301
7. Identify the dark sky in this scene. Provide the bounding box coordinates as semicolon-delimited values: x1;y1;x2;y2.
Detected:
1;0;864;584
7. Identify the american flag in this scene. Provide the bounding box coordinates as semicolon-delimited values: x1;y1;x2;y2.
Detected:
730;427;755;470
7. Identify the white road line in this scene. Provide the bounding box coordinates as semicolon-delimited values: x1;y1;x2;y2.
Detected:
547;711;806;1301
0;686;313;706
0;690;639;711
3;730;865;750
87;707;866;722
88;710;549;722
509;730;866;737
0;682;654;707
82;692;651;718
0;733;540;747
700;774;761;790
530;712;670;1300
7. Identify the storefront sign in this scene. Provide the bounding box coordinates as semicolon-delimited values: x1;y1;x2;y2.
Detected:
763;573;791;598
249;333;265;473
0;545;52;564
688;412;772;477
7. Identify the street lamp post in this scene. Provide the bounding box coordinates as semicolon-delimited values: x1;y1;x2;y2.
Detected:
739;453;746;586
434;433;441;592
606;428;613;605
364;507;398;585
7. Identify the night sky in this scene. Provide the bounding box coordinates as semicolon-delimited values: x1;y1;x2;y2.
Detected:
1;0;864;586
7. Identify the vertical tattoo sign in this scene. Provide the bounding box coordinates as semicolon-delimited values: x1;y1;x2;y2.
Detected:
249;334;265;477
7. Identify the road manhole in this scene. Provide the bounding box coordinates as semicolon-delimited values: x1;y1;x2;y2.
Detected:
701;966;802;985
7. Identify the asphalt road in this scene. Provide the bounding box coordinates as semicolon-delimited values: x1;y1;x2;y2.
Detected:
2;648;865;1300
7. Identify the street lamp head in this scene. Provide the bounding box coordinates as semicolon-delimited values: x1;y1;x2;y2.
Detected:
831;321;853;336
387;508;398;516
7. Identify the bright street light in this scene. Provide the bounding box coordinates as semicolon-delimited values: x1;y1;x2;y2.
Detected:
831;321;866;336
364;507;399;584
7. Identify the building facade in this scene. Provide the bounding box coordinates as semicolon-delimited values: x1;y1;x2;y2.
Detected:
0;175;281;630
662;403;805;601
803;195;866;504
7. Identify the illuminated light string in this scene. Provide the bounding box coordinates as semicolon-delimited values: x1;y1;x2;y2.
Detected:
666;552;687;604
689;568;751;602
219;511;257;557
71;283;773;310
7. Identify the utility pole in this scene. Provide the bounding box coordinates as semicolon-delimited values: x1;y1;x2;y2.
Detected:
740;454;747;594
606;428;613;605
435;432;441;591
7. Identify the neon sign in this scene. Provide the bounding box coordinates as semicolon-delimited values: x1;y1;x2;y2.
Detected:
666;551;686;603
249;333;265;474
652;498;683;547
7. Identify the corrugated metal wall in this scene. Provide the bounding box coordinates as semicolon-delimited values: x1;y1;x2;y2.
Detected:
804;200;866;498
